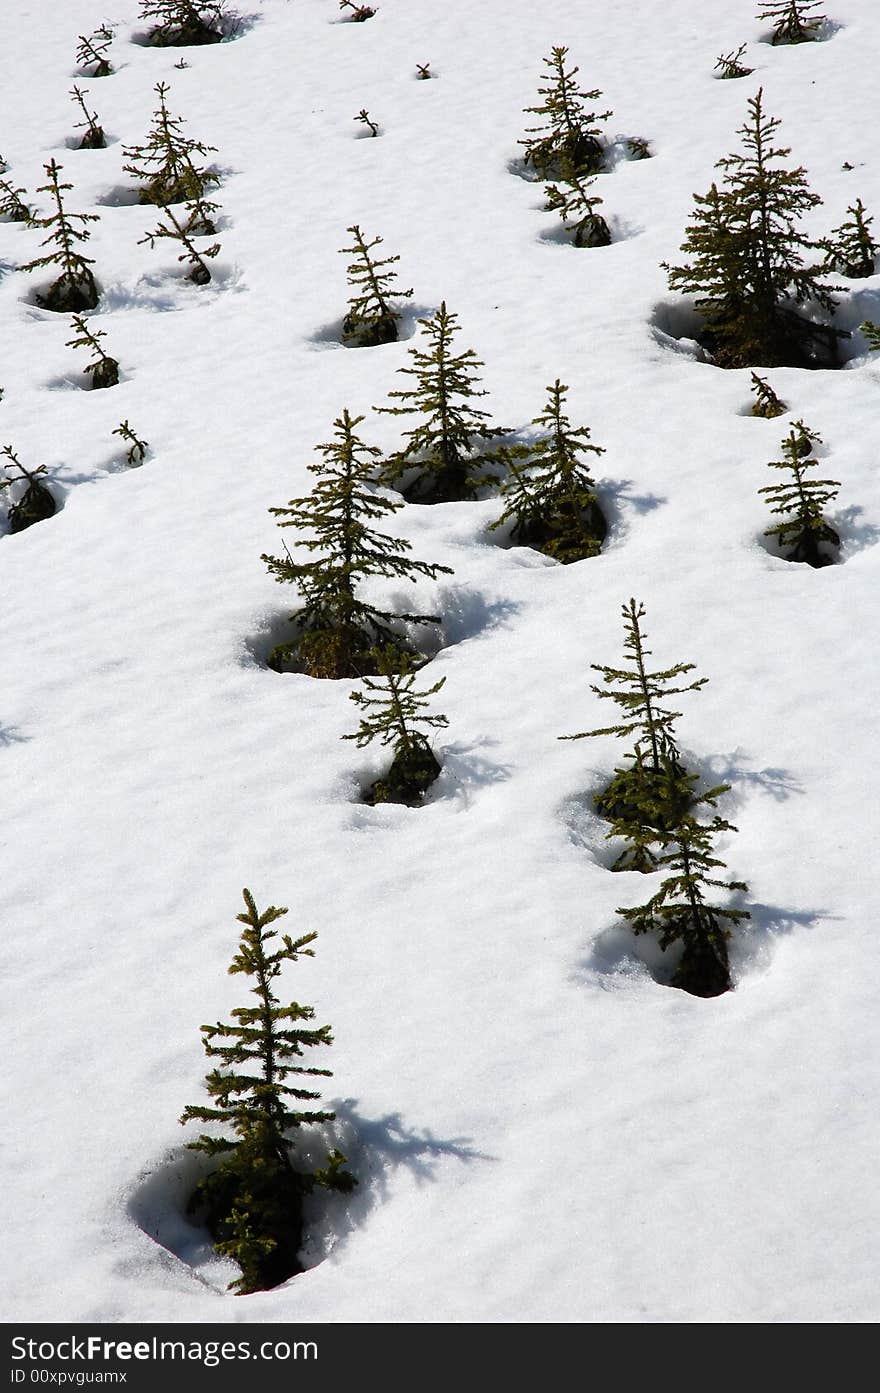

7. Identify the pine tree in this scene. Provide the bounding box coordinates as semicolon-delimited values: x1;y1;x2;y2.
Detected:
1;446;56;532
354;109;379;137
664;89;840;367
758;1;825;44
559;600;709;850
861;320;880;351
340;1;377;19
180;890;355;1294
344;647;448;804
76;26;114;77
544;161;610;247
0;178;31;223
340;225;412;347
824;199;878;279
714;45;753;78
377;301;506;501
619;816;750;997
66;314;119;388
139;201;220;283
70;86;105;150
490;379;608;563
519;46;612;179
262;409;452;679
123;82;218;207
113;421;149;466
20;161;99;312
749;371;787;418
139;0;226;46
759;420;840;566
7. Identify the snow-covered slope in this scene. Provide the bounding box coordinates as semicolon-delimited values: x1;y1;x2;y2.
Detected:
2;0;878;1322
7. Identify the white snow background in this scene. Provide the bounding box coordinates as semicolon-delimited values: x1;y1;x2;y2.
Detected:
1;0;878;1323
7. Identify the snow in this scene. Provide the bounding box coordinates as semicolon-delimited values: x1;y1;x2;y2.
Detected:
1;0;878;1323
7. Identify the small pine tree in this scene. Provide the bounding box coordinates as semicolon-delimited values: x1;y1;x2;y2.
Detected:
490;379;608;563
139;0;225;46
749;371;787;418
0;178;31;223
519;46;612;179
21;161;99;312
714;45;753;78
758;1;825;44
113;421;148;466
76;26;114;76
123;82;218;207
861;320;880;351
824;199;878;279
262;409;453;679
619;816;750;997
1;446;56;532
70;86;105;150
344;647;448;804
377;301;506;502
340;225;412;347
354;109;379;137
759;420;840;566
664;90;840;367
340;1;377;19
544;160;611;247
416;63;432;80
139;201;220;283
66;314;119;388
560;599;708;845
180;889;355;1295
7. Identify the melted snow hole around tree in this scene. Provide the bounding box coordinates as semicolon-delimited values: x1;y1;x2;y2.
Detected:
243;614;445;680
650;300;848;370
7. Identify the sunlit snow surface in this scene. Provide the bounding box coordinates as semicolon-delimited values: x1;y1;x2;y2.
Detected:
1;0;878;1323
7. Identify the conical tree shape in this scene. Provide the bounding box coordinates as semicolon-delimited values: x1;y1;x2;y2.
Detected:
619;816;750;997
344;647;448;804
544;161;610;247
519;46;611;178
66;314;119;388
21;160;99;312
758;1;825;44
759;420;840;566
665;90;839;367
76;26;114;76
340;225;413;347
123;82;218;206
181;890;355;1294
1;447;56;532
490;378;608;563
749;371;786;418
825;199;878;279
262;409;452;678
377;301;506;501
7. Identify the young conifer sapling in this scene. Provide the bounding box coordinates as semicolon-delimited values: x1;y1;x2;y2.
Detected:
113;421;148;467
76;26;114;77
490;378;608;563
1;446;57;532
544;161;610;247
749;372;787;418
354;109;379;137
139;0;226;46
619;815;750;997
345;647;448;805
139;201;220;283
340;225;412;346
180;889;355;1295
759;420;840;566
123;82;218;207
758;1;825;44
70;87;106;149
377;301;507;503
714;45;753;78
824;200;878;279
416;63;432;80
21;160;99;311
340;1;376;20
67;314;119;388
861;320;880;351
519;46;611;179
0;178;31;223
262;409;452;678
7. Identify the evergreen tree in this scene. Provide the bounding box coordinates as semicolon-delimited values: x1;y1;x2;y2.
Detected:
618;815;750;997
66;314;119;388
490;378;608;563
1;446;56;532
377;301;506;502
20;161;99;312
544;161;610;247
70;86;105;150
0;178;31;223
139;0;225;46
139;201;220;283
340;225;412;346
861;320;880;351
123;82;218;207
354;109;379;137
559;599;709;848
344;647;448;804
758;1;825;44
824;199;878;279
759;420;840;566
180;889;355;1294
113;420;149;466
714;45;753;78
519;46;611;179
262;409;452;679
664;90;839;367
340;1;377;19
76;26;114;77
749;371;786;418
